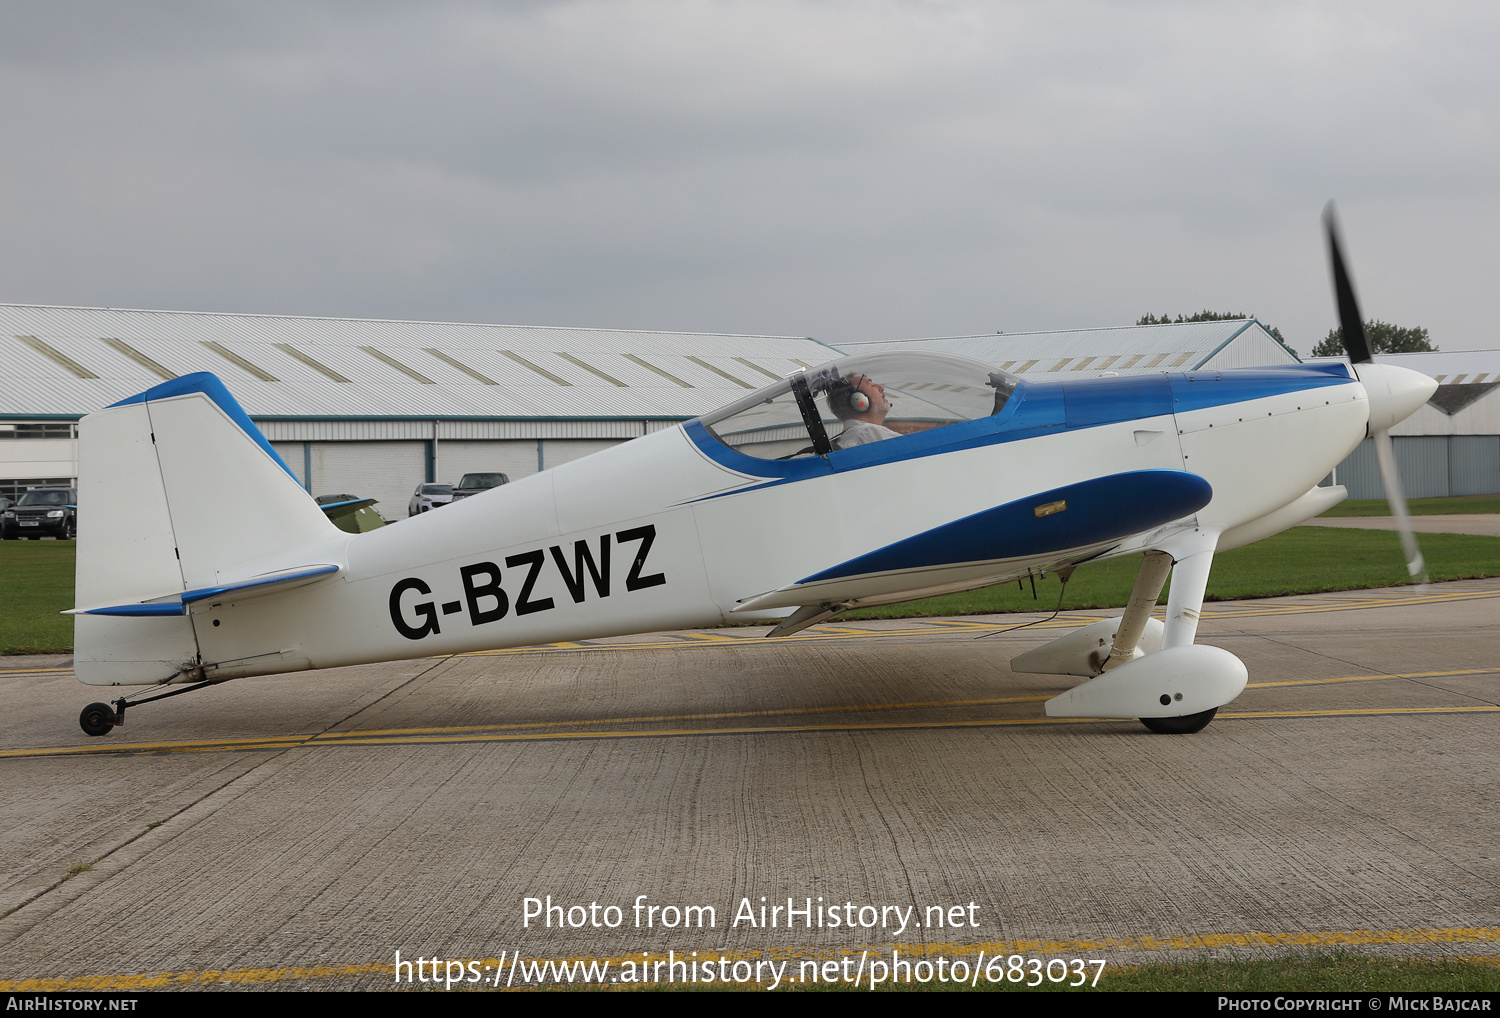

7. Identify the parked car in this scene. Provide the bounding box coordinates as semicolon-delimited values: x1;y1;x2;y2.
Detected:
450;472;509;502
1;487;77;540
408;482;454;516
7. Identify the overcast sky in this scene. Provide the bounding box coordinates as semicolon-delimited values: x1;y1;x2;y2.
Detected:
2;1;1497;355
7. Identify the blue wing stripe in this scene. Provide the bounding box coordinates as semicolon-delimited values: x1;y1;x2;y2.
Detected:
798;470;1213;584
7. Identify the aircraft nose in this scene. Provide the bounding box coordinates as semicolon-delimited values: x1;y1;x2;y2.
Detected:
1353;362;1438;433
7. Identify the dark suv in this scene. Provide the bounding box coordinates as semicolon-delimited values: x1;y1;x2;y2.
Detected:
451;472;509;502
1;487;78;540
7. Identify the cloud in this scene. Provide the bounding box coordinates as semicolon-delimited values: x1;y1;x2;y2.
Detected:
2;1;1498;353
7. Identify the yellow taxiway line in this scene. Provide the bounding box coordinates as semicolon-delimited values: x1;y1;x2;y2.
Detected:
3;924;1495;991
3;675;1495;760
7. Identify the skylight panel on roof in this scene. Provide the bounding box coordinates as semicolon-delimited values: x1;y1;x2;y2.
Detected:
201;341;278;382
1097;355;1120;371
1169;351;1198;367
1070;357;1096;371
1016;359;1039;373
733;357;783;380
275;343;351;383
557;353;627;386
100;337;175;380
623;354;692;387
685;356;754;388
15;335;99;379
1120;354;1144;369
791;359;815;370
1049;358;1072;372
360;346;434;384
1143;353;1169;368
500;350;571;385
424;349;497;385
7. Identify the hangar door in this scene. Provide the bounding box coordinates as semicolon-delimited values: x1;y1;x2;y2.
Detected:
308;441;427;521
435;440;541;485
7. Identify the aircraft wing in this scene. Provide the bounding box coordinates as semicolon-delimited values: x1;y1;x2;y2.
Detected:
734;470;1212;614
316;497;377;522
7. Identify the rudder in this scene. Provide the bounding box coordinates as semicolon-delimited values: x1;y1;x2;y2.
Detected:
74;373;339;685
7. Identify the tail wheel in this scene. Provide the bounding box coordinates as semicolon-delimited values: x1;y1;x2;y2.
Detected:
79;702;116;737
1140;707;1217;734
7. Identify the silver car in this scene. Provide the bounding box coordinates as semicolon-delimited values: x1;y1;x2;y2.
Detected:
408;482;454;516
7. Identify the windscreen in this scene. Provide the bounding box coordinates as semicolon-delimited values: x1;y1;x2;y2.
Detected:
699;352;1018;460
18;490;71;506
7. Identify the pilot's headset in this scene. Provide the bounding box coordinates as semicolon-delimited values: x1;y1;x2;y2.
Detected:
824;374;871;420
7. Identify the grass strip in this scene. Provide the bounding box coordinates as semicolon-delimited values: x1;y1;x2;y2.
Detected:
5;528;1500;651
0;540;75;654
846;528;1500;620
1320;494;1500;517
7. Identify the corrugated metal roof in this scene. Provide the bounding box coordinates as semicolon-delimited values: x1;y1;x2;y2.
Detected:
0;304;833;421
837;320;1300;376
1313;349;1500;385
0;306;1306;422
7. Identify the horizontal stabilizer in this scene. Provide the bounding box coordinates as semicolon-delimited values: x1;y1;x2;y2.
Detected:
68;564;341;617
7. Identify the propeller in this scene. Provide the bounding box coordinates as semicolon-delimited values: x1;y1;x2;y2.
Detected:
1323;202;1427;585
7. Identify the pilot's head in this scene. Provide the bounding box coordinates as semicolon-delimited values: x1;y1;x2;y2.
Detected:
828;374;888;421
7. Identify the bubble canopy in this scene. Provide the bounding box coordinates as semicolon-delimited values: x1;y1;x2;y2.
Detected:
696;352;1020;460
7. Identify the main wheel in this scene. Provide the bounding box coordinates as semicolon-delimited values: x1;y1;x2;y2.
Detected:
1140;707;1217;734
79;702;116;737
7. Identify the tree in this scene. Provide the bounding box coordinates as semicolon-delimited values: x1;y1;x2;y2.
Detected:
1310;320;1435;358
1136;310;1289;346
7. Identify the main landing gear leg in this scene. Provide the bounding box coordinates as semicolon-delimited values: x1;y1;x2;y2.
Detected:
1137;531;1225;734
1031;528;1247;731
78;677;222;737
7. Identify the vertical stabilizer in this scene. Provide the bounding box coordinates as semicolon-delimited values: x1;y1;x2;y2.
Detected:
74;373;341;685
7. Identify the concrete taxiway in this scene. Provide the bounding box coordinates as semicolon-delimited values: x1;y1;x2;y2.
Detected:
2;580;1498;991
1300;514;1500;537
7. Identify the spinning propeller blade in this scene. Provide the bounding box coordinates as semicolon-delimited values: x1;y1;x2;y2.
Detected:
1323;202;1427;585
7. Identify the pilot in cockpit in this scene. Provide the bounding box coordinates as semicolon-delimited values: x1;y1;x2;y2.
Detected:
829;374;901;449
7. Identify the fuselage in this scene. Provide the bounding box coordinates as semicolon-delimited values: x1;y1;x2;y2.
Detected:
172;359;1377;683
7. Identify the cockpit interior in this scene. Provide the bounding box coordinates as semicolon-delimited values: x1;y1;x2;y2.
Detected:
699;352;1020;460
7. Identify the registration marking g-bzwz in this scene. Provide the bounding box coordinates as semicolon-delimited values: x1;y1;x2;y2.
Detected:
389;525;666;640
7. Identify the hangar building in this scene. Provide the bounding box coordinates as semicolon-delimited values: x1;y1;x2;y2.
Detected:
3;306;1496;514
0;305;837;516
1325;349;1500;499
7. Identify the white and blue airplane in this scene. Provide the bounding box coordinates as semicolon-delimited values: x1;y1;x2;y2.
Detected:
69;212;1437;737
